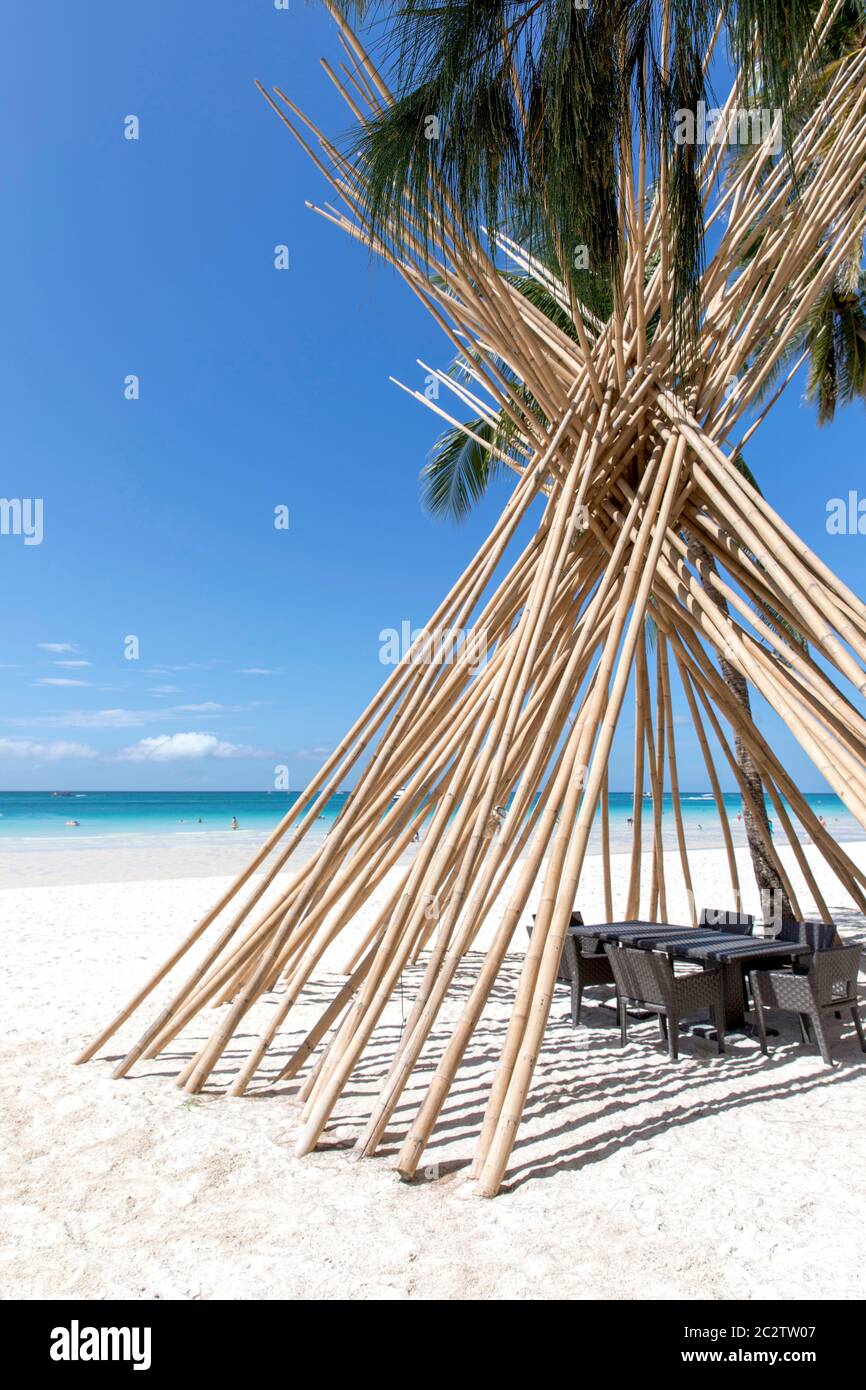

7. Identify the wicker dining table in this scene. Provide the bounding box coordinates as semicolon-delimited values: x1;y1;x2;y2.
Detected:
571;920;811;1035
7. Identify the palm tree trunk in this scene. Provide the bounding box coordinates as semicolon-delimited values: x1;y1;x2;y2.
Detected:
683;531;795;924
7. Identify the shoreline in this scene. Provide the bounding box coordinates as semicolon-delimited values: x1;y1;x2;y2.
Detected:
3;823;865;890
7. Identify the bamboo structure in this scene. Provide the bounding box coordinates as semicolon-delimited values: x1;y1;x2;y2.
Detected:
79;5;866;1196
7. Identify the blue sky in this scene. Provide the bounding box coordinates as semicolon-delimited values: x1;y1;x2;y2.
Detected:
0;0;864;794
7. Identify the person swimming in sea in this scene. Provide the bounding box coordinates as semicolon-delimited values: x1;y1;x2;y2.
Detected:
230;816;239;831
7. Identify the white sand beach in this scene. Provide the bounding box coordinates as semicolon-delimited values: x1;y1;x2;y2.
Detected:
2;841;865;1301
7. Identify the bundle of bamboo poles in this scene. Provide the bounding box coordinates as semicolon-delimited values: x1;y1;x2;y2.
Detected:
78;2;866;1196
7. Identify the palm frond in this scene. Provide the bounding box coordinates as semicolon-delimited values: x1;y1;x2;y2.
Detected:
344;1;727;352
420;418;508;520
802;273;866;424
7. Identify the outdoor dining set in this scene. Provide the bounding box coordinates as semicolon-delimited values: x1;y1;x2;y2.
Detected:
532;909;866;1067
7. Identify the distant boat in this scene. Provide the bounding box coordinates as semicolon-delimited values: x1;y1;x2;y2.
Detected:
52;791;74;798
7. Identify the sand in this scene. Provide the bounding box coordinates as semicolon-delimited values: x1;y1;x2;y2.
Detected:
2;841;865;1300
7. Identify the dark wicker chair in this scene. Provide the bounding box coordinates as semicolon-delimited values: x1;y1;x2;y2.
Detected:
604;944;726;1059
699;906;755;934
759;920;842;974
749;945;866;1066
526;911;614;1026
778;919;841;950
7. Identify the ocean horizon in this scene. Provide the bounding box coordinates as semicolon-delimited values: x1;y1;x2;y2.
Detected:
1;788;862;855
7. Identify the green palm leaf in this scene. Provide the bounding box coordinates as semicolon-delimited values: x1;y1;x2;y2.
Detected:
420;419;508;520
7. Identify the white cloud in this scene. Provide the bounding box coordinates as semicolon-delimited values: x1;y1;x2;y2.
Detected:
297;746;334;759
57;708;148;728
237;668;280;676
13;704;228;729
10;699;268;733
147;685;181;695
34;678;93;689
115;732;267;763
37;643;78;654
0;737;96;762
34;678;92;688
54;660;92;668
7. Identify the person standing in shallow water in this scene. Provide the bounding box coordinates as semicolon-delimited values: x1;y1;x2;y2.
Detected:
230;816;239;831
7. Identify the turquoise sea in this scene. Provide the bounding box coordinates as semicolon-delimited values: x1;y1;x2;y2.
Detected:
0;790;343;840
0;789;861;851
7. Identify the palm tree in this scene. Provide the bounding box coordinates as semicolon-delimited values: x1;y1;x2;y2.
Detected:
336;1;863;349
335;0;866;915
